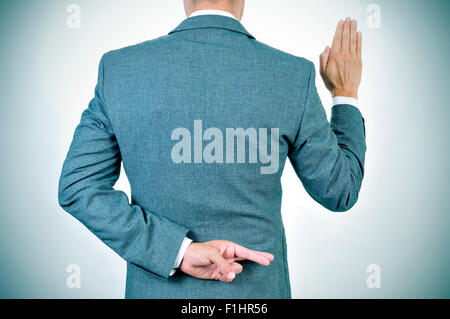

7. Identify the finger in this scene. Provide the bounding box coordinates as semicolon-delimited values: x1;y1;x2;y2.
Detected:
320;46;331;75
231;262;243;275
342;17;351;54
350;20;357;54
357;31;362;58
217;273;229;282
210;252;235;282
331;20;344;55
234;244;273;266
217;271;236;283
256;251;275;261
217;262;243;282
244;250;274;262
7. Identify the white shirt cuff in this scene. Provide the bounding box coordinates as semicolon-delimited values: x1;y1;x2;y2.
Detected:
169;237;193;276
332;96;358;108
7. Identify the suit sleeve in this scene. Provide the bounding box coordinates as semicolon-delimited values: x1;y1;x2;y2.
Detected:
58;55;190;279
288;63;367;212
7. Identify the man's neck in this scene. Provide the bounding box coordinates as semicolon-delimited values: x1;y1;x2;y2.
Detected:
189;9;237;20
187;4;240;21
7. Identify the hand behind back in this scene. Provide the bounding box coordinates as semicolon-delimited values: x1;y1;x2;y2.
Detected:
180;240;274;283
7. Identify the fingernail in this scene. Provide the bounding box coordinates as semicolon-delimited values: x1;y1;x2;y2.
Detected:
227;272;235;280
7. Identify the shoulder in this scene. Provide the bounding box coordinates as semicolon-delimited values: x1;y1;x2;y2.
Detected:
100;35;173;66
252;40;314;70
249;40;315;85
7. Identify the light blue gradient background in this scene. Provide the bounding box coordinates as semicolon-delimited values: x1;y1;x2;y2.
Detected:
0;0;448;298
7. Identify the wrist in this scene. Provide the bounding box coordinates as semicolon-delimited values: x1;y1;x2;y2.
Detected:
174;238;193;270
333;89;358;99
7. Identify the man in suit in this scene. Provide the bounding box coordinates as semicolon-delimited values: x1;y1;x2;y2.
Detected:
58;0;366;298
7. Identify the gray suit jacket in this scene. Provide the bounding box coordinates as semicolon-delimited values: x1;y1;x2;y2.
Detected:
58;15;366;298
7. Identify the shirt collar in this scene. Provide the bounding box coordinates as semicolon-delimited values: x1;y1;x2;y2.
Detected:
169;13;255;39
189;9;238;21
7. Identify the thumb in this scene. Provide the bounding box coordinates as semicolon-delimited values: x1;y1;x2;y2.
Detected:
210;252;235;282
320;46;330;75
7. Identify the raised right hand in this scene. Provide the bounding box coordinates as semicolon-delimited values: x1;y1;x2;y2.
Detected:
180;240;274;283
320;17;363;99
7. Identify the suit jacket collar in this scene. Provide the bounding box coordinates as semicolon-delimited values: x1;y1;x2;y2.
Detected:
169;15;255;39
